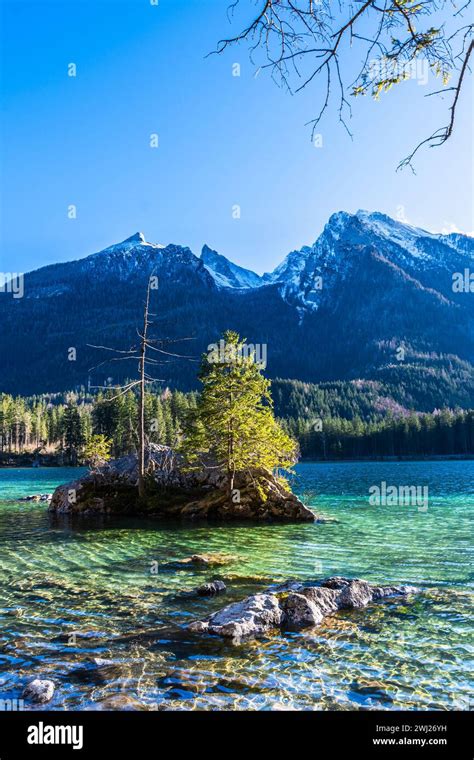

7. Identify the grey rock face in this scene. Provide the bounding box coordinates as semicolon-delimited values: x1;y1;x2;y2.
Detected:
22;678;55;704
188;593;283;639
189;577;418;640
321;576;418;608
335;579;375;609
282;585;341;628
282;592;326;628
50;444;182;514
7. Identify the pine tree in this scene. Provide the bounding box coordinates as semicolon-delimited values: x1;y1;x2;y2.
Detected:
62;405;85;464
181;331;297;498
83;434;112;470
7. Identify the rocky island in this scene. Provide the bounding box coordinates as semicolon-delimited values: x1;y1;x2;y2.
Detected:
49;444;317;521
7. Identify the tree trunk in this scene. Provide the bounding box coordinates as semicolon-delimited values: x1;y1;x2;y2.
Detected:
138;280;152;499
138;355;146;498
227;389;234;501
228;467;235;500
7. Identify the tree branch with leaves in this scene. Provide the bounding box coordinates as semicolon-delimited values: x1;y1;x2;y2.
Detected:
212;0;473;170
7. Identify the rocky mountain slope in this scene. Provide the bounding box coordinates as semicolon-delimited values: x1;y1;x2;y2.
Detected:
1;211;472;408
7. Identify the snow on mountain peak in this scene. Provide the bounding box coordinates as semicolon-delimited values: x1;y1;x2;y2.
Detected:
96;232;166;257
201;244;220;264
69;211;473;304
122;232;147;244
201;244;262;289
263;209;474;313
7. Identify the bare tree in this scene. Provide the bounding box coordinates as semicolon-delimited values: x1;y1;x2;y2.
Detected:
137;277;152;497
212;0;473;170
88;276;194;499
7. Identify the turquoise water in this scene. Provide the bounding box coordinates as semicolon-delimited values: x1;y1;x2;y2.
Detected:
0;462;472;711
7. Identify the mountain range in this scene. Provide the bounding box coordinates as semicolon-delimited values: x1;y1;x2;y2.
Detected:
1;210;473;410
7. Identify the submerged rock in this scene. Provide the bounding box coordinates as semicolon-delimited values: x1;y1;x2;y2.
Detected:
188;577;418;640
95;694;148;711
19;493;52;502
196;580;227;596
69;658;127;684
93;657;116;668
22;678;55;704
174;553;238;568
49;444;317;522
350;679;394;705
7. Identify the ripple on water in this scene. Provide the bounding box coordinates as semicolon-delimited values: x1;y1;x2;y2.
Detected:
0;462;473;710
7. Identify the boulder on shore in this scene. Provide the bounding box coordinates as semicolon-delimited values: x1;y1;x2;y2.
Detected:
188;576;418;640
49;444;317;522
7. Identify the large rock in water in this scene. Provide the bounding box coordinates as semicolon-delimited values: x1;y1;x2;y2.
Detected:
49;444;316;522
188;577;418;639
190;593;283;638
22;678;56;704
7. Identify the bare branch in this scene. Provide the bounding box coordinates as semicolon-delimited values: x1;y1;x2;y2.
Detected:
93;380;142;401
87;344;137;354
398;39;473;171
212;0;473;168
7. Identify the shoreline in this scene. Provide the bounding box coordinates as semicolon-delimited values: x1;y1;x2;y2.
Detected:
300;454;474;463
1;453;474;469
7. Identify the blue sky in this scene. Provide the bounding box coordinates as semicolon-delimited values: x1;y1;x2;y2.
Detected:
1;0;472;275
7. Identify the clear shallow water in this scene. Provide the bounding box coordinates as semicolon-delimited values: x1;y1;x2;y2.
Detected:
0;462;472;711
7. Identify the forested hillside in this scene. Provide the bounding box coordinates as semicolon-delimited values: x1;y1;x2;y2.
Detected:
1;380;472;463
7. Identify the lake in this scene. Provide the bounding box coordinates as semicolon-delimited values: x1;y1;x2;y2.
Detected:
0;461;472;710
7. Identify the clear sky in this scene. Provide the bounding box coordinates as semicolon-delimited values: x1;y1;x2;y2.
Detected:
1;0;472;275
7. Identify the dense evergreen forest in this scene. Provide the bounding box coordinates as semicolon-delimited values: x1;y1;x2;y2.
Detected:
1;378;472;463
0;388;197;463
287;411;474;459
